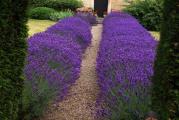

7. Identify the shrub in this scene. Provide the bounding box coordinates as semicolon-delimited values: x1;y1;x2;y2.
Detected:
29;7;73;21
75;12;97;25
29;7;56;20
22;33;82;119
22;77;57;119
0;1;29;119
30;0;83;11
124;0;163;31
46;17;92;51
96;12;158;120
151;0;179;119
30;0;46;7
49;10;74;21
22;16;92;119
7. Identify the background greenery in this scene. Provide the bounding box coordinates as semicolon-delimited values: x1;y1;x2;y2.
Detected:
124;0;164;31
29;7;73;21
30;0;83;11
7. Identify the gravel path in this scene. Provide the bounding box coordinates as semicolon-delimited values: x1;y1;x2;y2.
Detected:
42;24;102;120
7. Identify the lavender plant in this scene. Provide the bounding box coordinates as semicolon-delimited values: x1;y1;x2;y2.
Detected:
46;17;92;51
22;16;92;119
75;12;97;25
96;12;158;120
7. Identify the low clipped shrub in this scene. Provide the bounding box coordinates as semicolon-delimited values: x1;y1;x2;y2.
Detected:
124;0;163;31
49;10;74;21
29;7;56;20
96;12;158;120
22;77;57;119
22;17;92;119
46;17;92;51
30;0;83;11
29;7;73;21
75;12;97;25
22;33;82;119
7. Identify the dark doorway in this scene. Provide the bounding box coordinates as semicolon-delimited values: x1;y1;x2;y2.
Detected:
94;0;108;17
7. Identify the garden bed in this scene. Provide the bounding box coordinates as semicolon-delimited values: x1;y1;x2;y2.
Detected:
96;12;158;120
22;16;92;119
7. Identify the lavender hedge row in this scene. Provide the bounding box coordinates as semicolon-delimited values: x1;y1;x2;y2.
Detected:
75;12;97;25
96;12;158;120
22;17;92;119
46;17;92;51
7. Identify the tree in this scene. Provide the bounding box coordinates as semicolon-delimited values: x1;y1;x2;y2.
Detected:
151;0;179;119
0;0;29;119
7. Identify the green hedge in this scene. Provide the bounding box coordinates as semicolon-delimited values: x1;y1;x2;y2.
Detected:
29;7;57;20
29;7;74;21
151;0;179;119
30;0;83;11
0;0;28;120
124;0;163;31
49;10;74;21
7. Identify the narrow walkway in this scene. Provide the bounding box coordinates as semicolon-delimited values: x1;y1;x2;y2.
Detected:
42;24;102;120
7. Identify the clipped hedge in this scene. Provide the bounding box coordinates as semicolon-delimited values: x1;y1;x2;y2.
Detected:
0;0;29;119
29;7;73;21
49;10;74;21
96;12;157;120
29;7;56;20
124;0;163;31
30;0;83;11
22;33;82;119
22;17;92;119
151;0;179;119
75;12;97;25
46;17;92;51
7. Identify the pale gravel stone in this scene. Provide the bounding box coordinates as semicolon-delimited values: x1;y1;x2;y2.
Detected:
41;25;102;120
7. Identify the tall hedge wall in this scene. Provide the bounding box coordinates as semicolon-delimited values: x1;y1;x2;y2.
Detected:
0;0;29;119
151;0;179;119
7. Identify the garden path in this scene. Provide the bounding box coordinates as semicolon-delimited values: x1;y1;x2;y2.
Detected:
42;24;102;120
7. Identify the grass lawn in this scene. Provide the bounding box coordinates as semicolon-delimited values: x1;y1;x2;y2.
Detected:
150;31;160;40
28;19;56;36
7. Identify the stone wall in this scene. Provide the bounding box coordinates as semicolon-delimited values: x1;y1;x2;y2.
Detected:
111;0;130;11
81;0;130;12
82;0;94;8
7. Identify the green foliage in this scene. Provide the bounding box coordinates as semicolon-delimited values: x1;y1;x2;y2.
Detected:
151;0;179;119
124;0;163;31
21;76;57;119
30;0;83;11
108;85;151;120
0;0;28;119
49;10;74;21
29;7;56;20
29;7;73;21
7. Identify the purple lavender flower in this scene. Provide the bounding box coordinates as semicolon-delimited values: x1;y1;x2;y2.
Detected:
25;32;82;100
24;16;92;102
96;12;158;119
46;17;92;51
23;16;92;118
75;12;97;25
